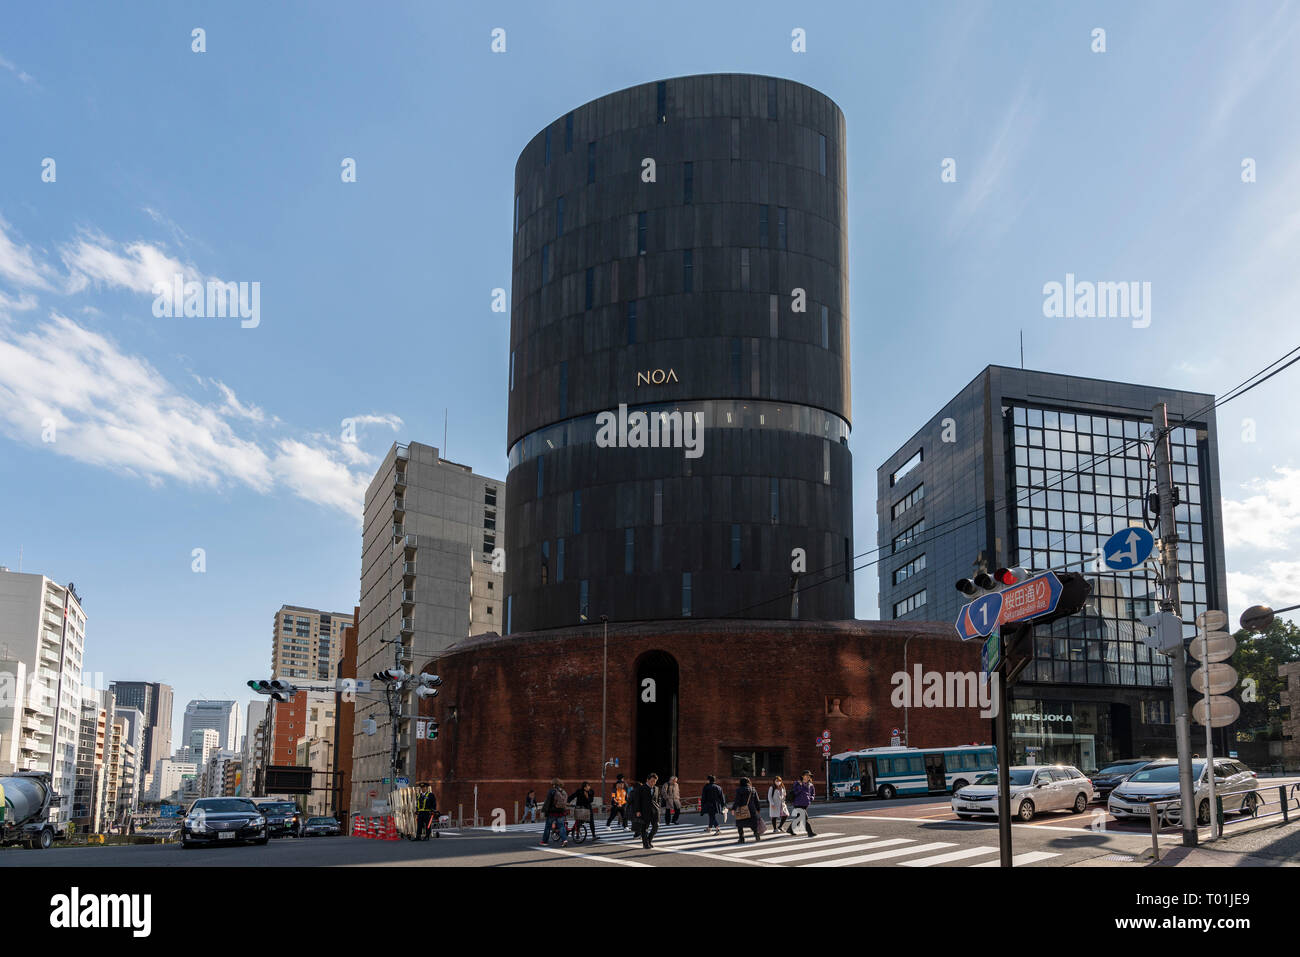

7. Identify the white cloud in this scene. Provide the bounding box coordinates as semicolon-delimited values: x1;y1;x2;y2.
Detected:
0;216;55;290
60;233;199;297
1228;562;1300;622
0;314;391;519
1222;466;1300;550
0;53;34;85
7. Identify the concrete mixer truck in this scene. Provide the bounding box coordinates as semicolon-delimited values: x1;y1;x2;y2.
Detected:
0;770;68;849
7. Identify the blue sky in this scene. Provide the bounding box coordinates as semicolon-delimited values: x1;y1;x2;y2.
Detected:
1;1;1298;744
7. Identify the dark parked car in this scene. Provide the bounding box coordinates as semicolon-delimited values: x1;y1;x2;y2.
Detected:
301;816;341;837
256;801;303;838
1089;759;1156;802
181;797;267;849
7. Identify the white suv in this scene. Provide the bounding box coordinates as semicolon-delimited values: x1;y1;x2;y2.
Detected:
1108;758;1259;825
952;765;1095;821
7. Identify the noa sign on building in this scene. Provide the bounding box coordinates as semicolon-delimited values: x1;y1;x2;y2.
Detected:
636;368;678;386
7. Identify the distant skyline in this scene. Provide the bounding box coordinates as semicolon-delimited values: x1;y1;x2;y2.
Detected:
1;2;1298;736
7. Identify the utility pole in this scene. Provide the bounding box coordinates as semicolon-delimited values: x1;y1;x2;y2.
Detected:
1152;402;1197;847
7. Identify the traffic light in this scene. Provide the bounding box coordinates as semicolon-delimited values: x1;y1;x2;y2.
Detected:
1026;571;1092;627
427;719;439;741
415;685;440;699
268;679;296;702
993;566;1029;587
956;572;996;596
372;667;406;684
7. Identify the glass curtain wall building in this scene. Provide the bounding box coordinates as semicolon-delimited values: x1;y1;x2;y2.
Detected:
877;366;1229;768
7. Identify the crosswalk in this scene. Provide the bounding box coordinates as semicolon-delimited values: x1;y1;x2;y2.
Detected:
486;820;1061;867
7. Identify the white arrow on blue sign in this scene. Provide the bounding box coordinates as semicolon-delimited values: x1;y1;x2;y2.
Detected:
1103;526;1155;571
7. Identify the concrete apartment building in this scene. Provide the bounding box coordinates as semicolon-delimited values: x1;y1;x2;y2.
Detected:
73;688;112;831
272;605;353;682
351;442;505;814
108;681;173;782
148;759;196;804
0;569;86;823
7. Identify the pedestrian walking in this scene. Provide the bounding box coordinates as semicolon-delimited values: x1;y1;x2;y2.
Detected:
630;772;661;848
767;776;789;833
732;776;764;844
539;778;569;847
606;773;630;830
700;774;727;835
572;780;596;842
415;782;439;840
789;770;817;836
660;775;682;825
523;789;539;824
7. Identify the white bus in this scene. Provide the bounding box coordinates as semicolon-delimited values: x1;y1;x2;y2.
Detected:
829;745;997;799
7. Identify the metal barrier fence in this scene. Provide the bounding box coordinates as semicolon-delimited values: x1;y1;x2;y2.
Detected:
1147;783;1300;861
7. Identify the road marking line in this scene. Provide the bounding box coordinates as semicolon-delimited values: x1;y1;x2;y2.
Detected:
972;851;1060;867
802;841;957;867
729;834;869;858
898;846;1001;867
763;837;914;864
540;847;652;866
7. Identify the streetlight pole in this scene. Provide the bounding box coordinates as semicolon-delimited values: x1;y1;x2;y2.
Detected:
601;615;608;810
902;634;915;746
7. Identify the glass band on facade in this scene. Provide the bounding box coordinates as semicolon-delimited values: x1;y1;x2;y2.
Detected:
507;399;850;471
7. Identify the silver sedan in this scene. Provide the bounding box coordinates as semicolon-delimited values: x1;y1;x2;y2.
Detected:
952;765;1095;821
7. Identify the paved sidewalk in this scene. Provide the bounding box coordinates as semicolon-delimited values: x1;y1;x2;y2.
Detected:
1071;818;1300;866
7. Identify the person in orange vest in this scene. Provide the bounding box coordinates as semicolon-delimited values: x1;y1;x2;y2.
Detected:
605;774;629;830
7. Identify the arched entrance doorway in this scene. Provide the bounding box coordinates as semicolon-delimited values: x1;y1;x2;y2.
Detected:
634;650;679;782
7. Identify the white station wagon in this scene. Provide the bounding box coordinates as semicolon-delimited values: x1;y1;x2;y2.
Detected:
952;765;1095;821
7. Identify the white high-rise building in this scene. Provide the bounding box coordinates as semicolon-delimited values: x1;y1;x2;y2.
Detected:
0;569;87;824
181;700;240;753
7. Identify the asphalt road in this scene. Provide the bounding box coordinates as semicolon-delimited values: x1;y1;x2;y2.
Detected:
0;795;1215;867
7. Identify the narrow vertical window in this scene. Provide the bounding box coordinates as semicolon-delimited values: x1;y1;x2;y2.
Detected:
506;595;512;634
731;338;742;393
536;457;544;497
637;211;647;254
541;540;550;585
682;572;692;617
624;528;634;573
759;206;769;247
821;304;829;349
544;128;551;166
750;338;759;395
584;267;594;310
587;141;596;183
555;196;564;237
770;477;779;524
769;294;778;337
541;243;551;284
627;301;637;344
653;479;663;526
556;537;565;582
509;350;515;391
573;490;582;534
844;537;852;583
682;249;693;292
740;248;750;289
823;439;831;485
683;161;693;204
579;580;589;621
730;118;740;159
559;361;568;417
656;81;667;123
514;193;521;234
564;112;573;152
731;524;742;570
778;207;787;249
767;78;777;120
819;133;827;176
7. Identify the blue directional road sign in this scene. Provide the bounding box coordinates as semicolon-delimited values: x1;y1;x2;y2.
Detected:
1103;526;1155;571
955;591;1004;641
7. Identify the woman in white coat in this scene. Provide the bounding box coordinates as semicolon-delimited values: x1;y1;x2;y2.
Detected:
767;776;789;832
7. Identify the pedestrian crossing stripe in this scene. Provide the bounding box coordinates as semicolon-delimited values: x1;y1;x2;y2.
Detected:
500;820;1062;867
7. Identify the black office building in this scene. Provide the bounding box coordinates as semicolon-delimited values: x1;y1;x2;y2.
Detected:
505;75;854;633
877;366;1229;769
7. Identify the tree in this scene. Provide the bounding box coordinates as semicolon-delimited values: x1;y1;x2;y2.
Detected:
1232;618;1300;738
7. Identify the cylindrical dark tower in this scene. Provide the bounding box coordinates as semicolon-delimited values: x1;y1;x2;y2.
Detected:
504;74;852;632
